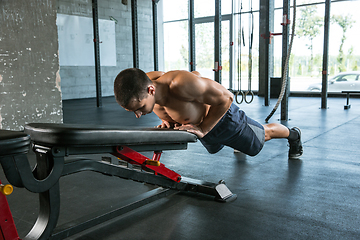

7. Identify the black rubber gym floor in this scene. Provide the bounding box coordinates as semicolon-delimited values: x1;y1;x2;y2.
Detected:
2;95;360;239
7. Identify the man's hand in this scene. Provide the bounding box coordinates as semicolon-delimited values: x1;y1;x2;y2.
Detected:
157;120;181;129
174;124;204;138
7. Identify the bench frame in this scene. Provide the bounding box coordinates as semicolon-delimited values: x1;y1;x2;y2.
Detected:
1;125;236;240
0;179;20;240
342;91;360;109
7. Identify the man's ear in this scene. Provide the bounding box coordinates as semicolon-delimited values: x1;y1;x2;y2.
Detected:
147;85;155;95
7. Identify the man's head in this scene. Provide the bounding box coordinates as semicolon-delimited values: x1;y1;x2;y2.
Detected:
114;68;155;118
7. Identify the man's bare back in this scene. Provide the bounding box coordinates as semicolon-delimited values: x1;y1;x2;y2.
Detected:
146;70;233;137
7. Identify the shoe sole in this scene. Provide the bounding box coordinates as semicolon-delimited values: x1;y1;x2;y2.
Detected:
289;153;303;159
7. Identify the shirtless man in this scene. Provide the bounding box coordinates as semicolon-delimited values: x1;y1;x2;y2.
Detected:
114;68;303;159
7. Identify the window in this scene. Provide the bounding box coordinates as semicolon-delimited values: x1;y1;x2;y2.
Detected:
163;21;189;71
160;0;360;93
195;0;215;18
273;4;325;91
329;0;360;88
162;0;188;21
193;0;233;17
274;0;360;92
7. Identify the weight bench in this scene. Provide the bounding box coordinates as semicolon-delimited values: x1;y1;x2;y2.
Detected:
0;123;236;240
342;90;360;109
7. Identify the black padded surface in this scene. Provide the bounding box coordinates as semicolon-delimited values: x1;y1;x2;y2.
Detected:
0;130;30;156
24;123;198;146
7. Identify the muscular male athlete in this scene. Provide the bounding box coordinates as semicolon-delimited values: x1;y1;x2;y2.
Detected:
114;68;303;159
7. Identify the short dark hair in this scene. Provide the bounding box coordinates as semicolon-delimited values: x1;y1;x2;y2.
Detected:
114;68;151;107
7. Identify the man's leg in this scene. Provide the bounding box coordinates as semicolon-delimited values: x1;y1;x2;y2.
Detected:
263;123;289;141
263;123;303;159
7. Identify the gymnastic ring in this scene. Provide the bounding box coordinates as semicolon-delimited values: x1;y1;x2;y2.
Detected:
235;91;244;104
244;91;254;104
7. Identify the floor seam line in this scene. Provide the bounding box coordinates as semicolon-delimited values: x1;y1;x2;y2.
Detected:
303;114;360;144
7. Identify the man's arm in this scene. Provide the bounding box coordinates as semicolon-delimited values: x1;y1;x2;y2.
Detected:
171;71;233;137
147;71;181;128
153;104;181;128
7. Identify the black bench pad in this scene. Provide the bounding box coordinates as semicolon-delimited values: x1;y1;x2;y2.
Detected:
24;123;197;147
0;130;30;156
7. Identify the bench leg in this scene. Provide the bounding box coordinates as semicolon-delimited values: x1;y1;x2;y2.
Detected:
344;93;351;109
24;184;60;240
23;151;61;240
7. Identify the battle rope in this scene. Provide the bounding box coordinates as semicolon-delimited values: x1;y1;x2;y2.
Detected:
235;0;244;104
265;0;296;122
244;0;254;104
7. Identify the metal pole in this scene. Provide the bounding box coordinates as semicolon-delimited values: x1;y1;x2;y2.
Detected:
214;0;222;83
229;0;234;90
131;0;139;68
92;0;102;107
189;0;196;72
321;0;331;109
280;0;290;121
259;0;273;106
248;0;253;96
152;0;159;71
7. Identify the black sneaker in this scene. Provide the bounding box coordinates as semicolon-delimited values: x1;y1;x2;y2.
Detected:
288;127;303;159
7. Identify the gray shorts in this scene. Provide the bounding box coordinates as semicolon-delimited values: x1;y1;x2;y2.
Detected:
199;103;265;156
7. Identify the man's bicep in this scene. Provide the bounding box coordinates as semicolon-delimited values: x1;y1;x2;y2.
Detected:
203;84;233;106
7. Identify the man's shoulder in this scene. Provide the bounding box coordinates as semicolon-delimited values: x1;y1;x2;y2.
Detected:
149;70;201;87
147;70;182;81
146;71;165;81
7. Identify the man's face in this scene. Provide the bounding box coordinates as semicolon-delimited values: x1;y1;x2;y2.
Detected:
124;87;156;118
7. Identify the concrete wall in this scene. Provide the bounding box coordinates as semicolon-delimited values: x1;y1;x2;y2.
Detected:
0;0;62;130
57;0;155;100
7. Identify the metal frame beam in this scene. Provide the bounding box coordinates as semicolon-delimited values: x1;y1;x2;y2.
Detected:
280;0;290;121
214;0;222;83
321;0;331;109
92;0;102;107
189;0;196;72
152;0;159;71
259;0;274;106
131;0;139;68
